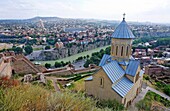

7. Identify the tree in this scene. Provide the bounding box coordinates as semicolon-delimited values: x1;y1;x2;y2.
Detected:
45;63;51;68
46;39;55;45
55;62;62;68
164;85;170;96
90;55;100;65
14;47;23;54
83;56;86;59
45;46;51;50
24;45;33;55
86;55;90;58
105;46;111;54
84;59;93;68
26;39;37;45
76;56;83;61
60;61;65;66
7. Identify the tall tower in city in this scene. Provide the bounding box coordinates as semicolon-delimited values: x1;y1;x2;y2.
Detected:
111;14;135;61
38;19;45;29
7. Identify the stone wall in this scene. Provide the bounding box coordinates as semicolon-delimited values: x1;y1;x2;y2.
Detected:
0;52;47;76
44;70;73;76
12;54;46;75
13;59;38;74
85;67;143;107
123;68;142;107
0;58;12;78
85;69;123;103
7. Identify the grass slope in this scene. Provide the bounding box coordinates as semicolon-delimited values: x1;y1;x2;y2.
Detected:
0;84;118;111
136;91;170;111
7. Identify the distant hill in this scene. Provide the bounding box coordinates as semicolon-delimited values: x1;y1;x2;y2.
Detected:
0;16;159;25
0;16;62;23
26;16;61;22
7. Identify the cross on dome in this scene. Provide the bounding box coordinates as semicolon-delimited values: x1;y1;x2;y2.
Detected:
123;13;126;20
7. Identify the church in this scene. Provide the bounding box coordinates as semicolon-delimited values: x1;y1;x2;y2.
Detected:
85;15;144;107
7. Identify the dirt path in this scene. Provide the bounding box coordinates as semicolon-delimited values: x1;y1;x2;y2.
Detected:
52;79;60;92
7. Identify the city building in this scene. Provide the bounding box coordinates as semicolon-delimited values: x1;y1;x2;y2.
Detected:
0;43;13;50
55;41;64;49
85;15;144;107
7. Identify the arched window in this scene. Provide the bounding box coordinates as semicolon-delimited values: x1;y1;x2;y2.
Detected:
116;46;118;56
126;46;129;56
121;46;124;56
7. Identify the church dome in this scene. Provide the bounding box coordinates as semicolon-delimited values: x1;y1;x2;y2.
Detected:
111;16;135;39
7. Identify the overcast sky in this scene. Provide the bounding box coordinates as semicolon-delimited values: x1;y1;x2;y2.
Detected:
0;0;170;23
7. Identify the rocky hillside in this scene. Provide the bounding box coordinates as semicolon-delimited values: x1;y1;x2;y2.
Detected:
29;39;111;61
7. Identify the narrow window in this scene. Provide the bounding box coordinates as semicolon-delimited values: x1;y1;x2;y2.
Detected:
116;46;118;56
135;72;140;82
100;77;104;87
126;46;129;56
121;46;124;56
124;98;126;105
112;45;114;54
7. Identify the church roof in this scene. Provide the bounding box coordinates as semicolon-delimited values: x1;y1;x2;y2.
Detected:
112;76;134;97
102;61;125;83
125;60;140;76
111;18;135;39
99;54;141;96
99;54;111;66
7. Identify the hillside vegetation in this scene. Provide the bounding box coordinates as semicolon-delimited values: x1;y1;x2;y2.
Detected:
0;84;103;111
136;91;170;111
0;77;124;111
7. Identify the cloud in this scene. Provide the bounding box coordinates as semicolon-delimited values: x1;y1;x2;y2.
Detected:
0;0;169;23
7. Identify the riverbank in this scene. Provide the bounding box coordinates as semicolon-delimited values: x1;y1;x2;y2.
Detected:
33;45;110;66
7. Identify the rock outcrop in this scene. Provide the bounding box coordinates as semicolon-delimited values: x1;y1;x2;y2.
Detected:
29;39;111;61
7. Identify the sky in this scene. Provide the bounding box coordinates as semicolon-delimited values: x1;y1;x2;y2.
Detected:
0;0;170;23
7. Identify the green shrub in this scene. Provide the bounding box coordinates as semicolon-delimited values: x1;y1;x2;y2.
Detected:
136;99;151;111
136;91;170;110
156;82;165;89
96;99;124;111
12;74;20;79
144;76;150;80
45;63;51;68
46;79;53;90
164;85;170;96
47;91;99;111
